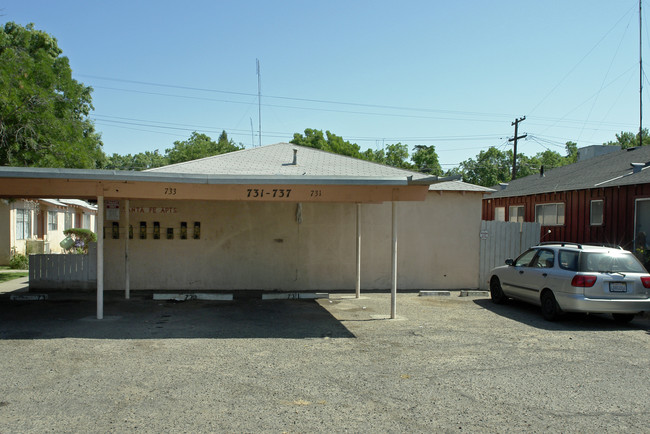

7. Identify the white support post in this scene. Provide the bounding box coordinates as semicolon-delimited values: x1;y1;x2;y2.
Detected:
97;195;104;320
356;203;361;298
125;199;130;300
391;201;397;319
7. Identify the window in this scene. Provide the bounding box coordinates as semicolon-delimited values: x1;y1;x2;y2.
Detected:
83;214;91;230
532;249;555;268
558;250;579;271
48;211;58;231
514;249;538;267
590;200;603;226
535;203;565;226
64;212;73;230
509;205;524;223
16;209;31;240
495;207;505;222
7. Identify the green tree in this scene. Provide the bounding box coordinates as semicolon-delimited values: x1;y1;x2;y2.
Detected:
385;143;411;169
290;128;361;158
604;129;650;148
411;145;442;175
361;148;385;164
564;141;578;164
165;131;242;165
0;22;103;167
103;151;168;171
458;147;512;187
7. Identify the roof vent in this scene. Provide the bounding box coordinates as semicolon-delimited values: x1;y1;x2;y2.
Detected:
499;183;508;190
540;165;545;177
631;162;644;173
292;149;298;165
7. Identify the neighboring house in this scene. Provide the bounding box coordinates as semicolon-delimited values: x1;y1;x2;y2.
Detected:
482;145;650;257
0;198;96;265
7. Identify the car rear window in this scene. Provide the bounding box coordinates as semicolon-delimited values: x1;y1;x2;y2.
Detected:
579;252;647;273
558;250;579;271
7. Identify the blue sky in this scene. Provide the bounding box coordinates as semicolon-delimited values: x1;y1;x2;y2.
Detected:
3;0;647;169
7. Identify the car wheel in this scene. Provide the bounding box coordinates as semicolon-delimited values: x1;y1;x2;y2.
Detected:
490;277;507;304
540;290;562;321
612;313;635;324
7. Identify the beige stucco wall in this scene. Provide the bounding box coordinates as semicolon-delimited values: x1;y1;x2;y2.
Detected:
0;201;10;265
103;191;483;291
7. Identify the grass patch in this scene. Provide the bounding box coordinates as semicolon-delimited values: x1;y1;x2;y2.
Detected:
0;272;28;283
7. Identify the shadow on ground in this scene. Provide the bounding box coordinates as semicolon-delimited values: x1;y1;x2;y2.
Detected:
474;298;650;332
0;296;355;340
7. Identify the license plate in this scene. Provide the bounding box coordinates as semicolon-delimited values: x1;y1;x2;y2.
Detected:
609;282;627;292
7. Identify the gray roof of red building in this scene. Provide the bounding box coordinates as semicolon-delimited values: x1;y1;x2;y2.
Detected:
488;145;650;198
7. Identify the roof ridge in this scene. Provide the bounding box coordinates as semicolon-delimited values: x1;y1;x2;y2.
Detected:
146;143;293;172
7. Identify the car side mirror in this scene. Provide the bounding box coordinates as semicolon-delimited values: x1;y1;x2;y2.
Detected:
505;259;514;266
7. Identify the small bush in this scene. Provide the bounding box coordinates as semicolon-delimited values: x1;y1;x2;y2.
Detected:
9;253;28;270
63;228;97;254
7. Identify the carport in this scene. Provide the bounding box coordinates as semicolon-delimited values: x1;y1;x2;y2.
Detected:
0;164;446;320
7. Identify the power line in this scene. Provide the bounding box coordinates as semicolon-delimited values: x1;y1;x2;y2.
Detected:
81;73;516;119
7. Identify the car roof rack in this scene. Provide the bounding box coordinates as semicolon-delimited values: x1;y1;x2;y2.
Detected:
538;242;583;248
581;243;624;250
537;242;624;250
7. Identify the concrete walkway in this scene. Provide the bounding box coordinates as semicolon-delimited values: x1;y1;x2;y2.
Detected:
0;271;29;295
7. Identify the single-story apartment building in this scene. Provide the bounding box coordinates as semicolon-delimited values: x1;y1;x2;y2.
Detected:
0;143;492;318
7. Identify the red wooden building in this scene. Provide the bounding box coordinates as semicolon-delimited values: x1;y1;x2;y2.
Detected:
482;145;650;254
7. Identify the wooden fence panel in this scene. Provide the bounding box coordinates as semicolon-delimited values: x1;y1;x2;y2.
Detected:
479;221;541;290
29;242;97;290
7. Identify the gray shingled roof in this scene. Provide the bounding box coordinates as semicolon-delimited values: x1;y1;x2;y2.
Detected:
148;142;430;179
488;145;650;198
429;180;494;192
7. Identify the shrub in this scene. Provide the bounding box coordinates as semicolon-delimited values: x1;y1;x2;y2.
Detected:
63;228;97;254
9;253;28;270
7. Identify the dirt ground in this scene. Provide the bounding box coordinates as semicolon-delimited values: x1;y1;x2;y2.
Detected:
0;291;648;432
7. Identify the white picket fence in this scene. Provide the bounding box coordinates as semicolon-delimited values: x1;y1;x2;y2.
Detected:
478;221;541;290
29;243;97;290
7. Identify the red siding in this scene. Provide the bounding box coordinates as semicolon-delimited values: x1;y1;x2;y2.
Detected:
482;184;650;250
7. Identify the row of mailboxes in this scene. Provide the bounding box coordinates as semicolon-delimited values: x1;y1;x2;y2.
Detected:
106;222;201;240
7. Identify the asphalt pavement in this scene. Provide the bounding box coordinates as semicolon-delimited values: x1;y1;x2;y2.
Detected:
0;290;648;432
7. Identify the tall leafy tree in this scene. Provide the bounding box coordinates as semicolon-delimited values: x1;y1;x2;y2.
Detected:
165;131;242;165
411;145;443;175
458;147;513;187
603;129;650;148
290;128;361;158
564;141;578;164
0;22;103;167
104;150;167;170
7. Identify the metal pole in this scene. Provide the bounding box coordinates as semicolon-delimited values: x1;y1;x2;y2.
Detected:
640;0;643;146
97;196;104;320
125;199;130;300
257;59;262;147
356;203;361;298
391;201;397;319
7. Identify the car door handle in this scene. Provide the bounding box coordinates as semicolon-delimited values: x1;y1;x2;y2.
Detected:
542;273;548;277
519;270;524;274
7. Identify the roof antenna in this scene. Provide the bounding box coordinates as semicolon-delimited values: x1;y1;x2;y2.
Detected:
257;59;262;148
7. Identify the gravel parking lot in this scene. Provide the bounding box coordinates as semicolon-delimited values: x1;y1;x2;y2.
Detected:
0;291;648;432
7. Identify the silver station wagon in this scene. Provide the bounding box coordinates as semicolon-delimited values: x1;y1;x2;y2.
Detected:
488;243;650;322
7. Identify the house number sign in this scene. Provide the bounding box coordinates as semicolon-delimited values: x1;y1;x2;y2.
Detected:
246;188;293;199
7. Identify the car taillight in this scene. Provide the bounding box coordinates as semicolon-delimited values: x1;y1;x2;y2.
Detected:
641;276;650;288
571;275;597;287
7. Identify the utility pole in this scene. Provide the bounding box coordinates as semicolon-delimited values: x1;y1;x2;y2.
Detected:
636;0;645;255
509;116;527;180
